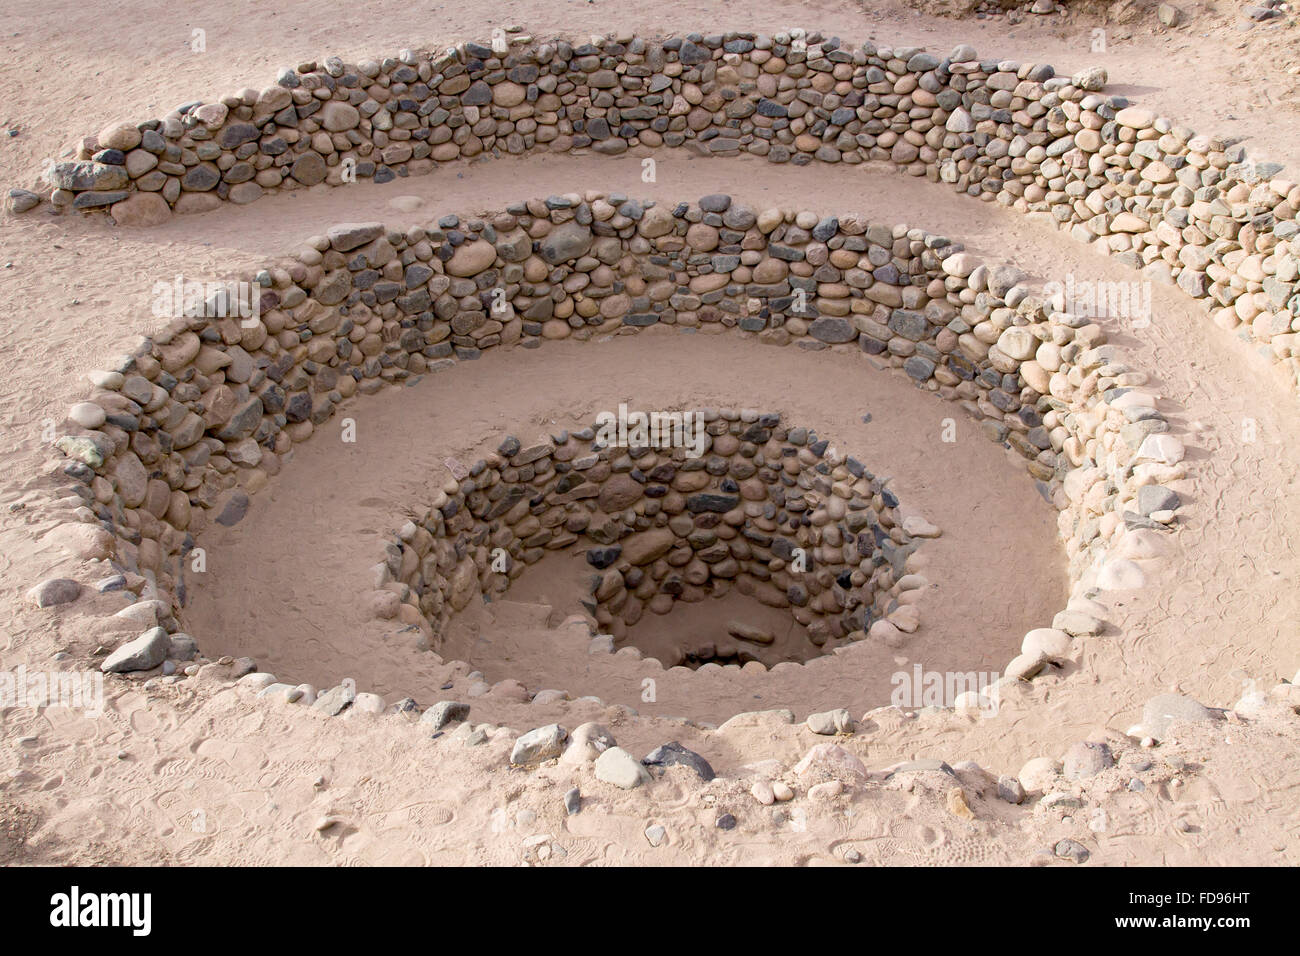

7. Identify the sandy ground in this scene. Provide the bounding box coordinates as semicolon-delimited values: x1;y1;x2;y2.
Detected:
1;0;1298;866
180;331;1068;726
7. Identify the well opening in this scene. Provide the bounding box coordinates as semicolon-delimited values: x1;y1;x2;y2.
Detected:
386;408;925;674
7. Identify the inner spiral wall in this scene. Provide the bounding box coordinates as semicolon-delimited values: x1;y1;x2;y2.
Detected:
51;186;1180;711
387;411;919;669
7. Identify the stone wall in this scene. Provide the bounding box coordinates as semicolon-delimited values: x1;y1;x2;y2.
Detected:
385;411;915;668
22;30;1300;389
51;191;1182;689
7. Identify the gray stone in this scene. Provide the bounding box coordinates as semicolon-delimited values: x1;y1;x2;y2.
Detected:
101;627;169;673
678;41;711;65
181;164;220;191
215;491;250;526
539;223;593;264
26;578;81;608
312;682;356;716
73;190;129;208
290;152;327;185
1054;839;1091;863
461;81;492;106
218;122;260;148
168;632;199;661
95;574;127;593
808;317;856;343
997;775;1026;804
215;396;263;441
328;222;386;251
48;161;128;191
511;724;568;764
1244;5;1281;21
904;355;936;380
889;309;929;341
988;264;1027;297
1142;693;1216;738
421;700;470;731
1136;484;1180;515
8;188;40;213
564;787;582;815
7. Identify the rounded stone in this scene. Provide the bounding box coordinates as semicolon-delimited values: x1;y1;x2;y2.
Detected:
110;192;172;227
445;239;498;276
68;402;107;428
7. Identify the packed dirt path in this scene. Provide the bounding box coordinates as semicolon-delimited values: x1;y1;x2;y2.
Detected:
0;0;1297;866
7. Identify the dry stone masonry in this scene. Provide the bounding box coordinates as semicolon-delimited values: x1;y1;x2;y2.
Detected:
383;411;922;669
40;187;1183;716
16;26;1300;868
12;30;1299;391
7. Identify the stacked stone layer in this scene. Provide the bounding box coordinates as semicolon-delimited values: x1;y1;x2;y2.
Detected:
385;411;916;667
25;30;1300;389
48;192;1182;697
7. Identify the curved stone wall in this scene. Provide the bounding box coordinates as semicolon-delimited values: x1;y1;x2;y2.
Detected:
384;411;917;668
19;30;1299;390
44;190;1182;705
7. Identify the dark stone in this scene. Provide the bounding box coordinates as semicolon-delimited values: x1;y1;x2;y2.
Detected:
461;81;492;106
181;164;221;191
290;152;327;185
586;545;622;569
811;217;839;241
888;309;929;341
219;122;260;149
215;491;250;527
215;396;263;440
904;355;936;380
642;741;715;780
808;317;856;344
686;493;739;514
73;190;129;207
678;41;711;65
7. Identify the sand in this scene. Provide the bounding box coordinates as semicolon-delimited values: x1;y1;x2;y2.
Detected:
1;0;1298;867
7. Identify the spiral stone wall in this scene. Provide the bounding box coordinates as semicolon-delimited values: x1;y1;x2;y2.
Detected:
18;30;1299;392
384;411;915;668
46;188;1182;698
